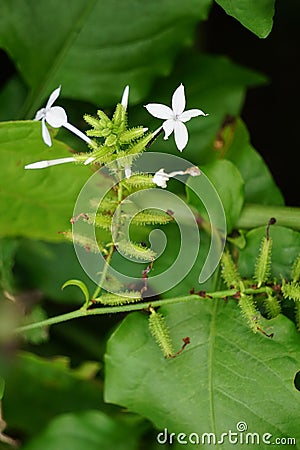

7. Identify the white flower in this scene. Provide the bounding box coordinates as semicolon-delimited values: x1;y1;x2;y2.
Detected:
153;166;200;188
121;85;129;110
145;84;208;151
25;157;76;169
35;86;91;147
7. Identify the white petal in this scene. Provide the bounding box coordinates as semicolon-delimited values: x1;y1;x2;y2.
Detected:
46;86;61;109
125;165;131;179
25;157;75;169
153;169;169;188
34;108;46;121
64;122;91;144
121;85;129;110
84;156;96;165
46;106;67;127
162;119;175;140
42;120;52;147
144;103;173;120
179;108;208;123
172;84;185;116
174;121;188;151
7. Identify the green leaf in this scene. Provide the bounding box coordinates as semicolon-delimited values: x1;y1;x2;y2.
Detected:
238;226;300;280
2;352;104;436
215;0;275;38
0;121;90;241
187;159;244;232
105;300;300;448
223;119;284;205
62;279;90;305
22;410;142;450
0;0;212;118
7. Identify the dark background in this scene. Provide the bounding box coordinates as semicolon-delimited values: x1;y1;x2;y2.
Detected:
0;0;298;205
205;0;299;206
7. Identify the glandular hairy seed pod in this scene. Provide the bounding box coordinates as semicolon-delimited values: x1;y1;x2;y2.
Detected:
291;254;300;283
239;294;260;333
264;294;281;319
94;291;141;305
148;308;174;358
254;236;272;288
281;280;300;301
221;251;241;289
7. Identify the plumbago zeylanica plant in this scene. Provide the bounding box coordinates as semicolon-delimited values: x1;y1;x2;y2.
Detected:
1;2;300;449
2;81;299;449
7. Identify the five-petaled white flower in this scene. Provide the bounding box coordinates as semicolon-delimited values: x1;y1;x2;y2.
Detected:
35;86;91;147
153;166;201;188
145;84;208;152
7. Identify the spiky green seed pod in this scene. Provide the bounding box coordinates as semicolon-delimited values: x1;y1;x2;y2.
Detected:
97;110;111;124
281;280;300;301
148;309;174;358
122;174;156;190
119;127;146;144
94;291;141;305
264;294;281;319
84;114;102;129
127;133;154;156
291;254;300;283
91;196;118;213
254;236;272;287
131;210;174;226
239;294;260;333
105;134;117;147
116;240;156;261
61;231;106;254
221;251;241;289
87;213;112;231
112;103;127;131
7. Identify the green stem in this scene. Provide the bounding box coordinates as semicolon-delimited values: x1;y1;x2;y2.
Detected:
91;244;114;300
91;174;123;300
237;204;300;230
14;287;269;334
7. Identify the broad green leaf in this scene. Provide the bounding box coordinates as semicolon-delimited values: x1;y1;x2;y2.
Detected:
187;159;244;232
238;226;300;280
222;119;284;206
22;410;142;450
105;300;300;449
0;0;212;118
2;352;104;436
0;121;91;241
215;0;276;38
131;53;266;159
